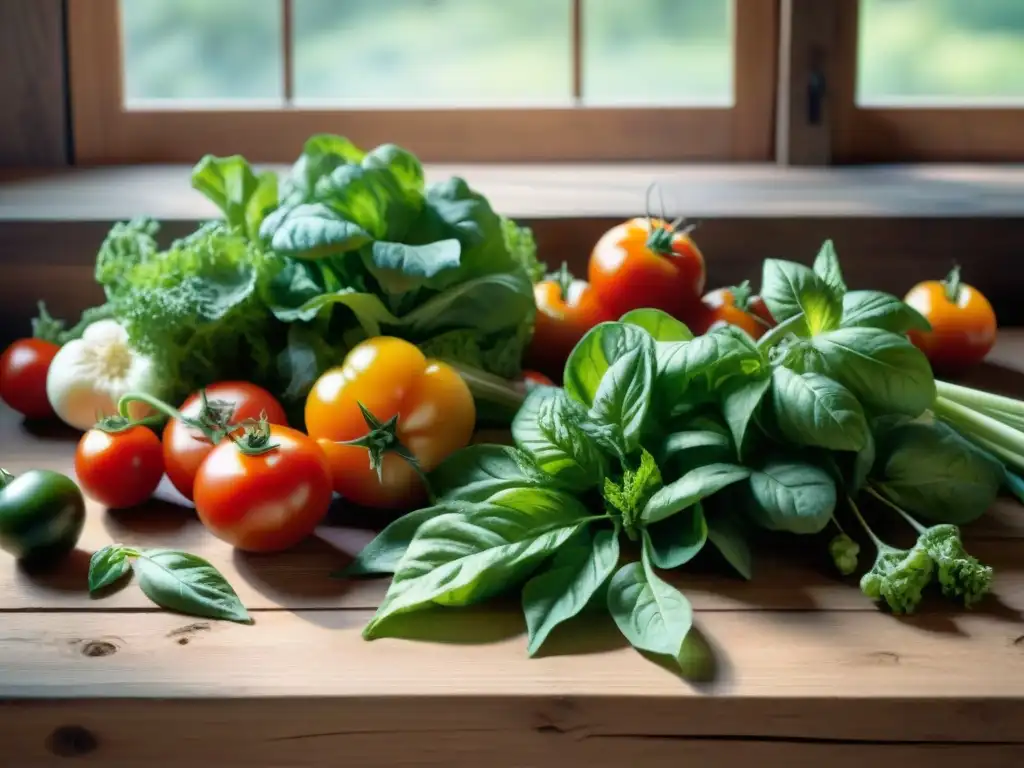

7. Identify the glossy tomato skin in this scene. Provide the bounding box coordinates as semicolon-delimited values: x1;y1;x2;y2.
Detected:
162;382;287;502
589;218;706;324
193;425;332;553
527;279;614;379
694;288;776;339
306;337;476;509
905;278;997;372
75;426;164;509
0;339;59;419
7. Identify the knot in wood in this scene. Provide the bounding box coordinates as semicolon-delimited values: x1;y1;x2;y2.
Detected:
47;725;98;757
81;640;118;657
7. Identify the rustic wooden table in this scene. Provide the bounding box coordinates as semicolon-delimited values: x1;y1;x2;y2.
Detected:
1;339;1024;767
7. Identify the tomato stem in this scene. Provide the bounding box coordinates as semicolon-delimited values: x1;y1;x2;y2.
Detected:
548;261;574;301
230;415;279;457
943;264;963;304
116;390;243;445
338;402;432;493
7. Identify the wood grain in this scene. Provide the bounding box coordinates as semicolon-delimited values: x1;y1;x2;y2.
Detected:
0;0;68;166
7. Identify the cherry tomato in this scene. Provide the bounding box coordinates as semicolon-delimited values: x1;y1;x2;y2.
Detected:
306;337;476;509
193;424;332;553
693;283;776;339
523;370;555;389
905;266;997;373
527;264;614;379
163;382;287;502
589;217;706;324
75;426;164;509
0;338;59;419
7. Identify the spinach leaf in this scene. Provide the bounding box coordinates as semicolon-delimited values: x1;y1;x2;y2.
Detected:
365;239;462;292
645;503;708;569
281;133;366;204
262;203;372;260
761;259;841;334
288;288;400;337
770;366;869;451
342;504;456;576
132;550;250;623
88;544;132;592
641;463;751;524
607;536;692;664
721;375;771;459
564;322;653;408
364;500;589;636
587;338;656;456
512;388;605;491
656;326;762;404
522;528;620;656
812;239;847;296
840;290;931;333
430;445;550;503
620;308;693;342
361;143;425;199
872;418;1003;524
745;460;836;534
191;154;264;235
705;505;753;580
398;271;535;337
806;327;936;416
314;164;417;242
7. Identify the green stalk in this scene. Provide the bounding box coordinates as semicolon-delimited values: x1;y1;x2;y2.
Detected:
933;396;1024;461
936;380;1024;420
847;495;885;551
867;486;925;535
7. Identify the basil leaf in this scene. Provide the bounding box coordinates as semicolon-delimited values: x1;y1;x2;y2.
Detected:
564;322;652;408
487;486;592;521
840;290;931;333
364;502;588;636
641;463;751;524
812;239;847;296
656;326;762;404
131;550;250;623
587;337;656;456
430;445;549;503
705;506;752;580
264;202;372;260
342;504;455;576
619;308;693;342
657;427;733;477
607;537;692;663
645;503;708;569
603;448;662;521
872;418;1003;524
88;544;132;592
745;461;836;534
522;528;620;656
761;259;841;335
721;375;771;459
512;388;605;491
770;367;869;451
807;328;936;417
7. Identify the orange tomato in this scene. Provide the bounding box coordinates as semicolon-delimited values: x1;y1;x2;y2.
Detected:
589;217;706;324
75;425;164;509
904;267;996;372
193;424;332;553
527;264;614;379
305;337;476;509
0;338;59;419
694;283;776;339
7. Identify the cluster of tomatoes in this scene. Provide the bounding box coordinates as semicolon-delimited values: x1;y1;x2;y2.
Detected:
526;217;777;378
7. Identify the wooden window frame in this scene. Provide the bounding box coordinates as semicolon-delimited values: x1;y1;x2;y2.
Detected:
67;0;779;165
830;0;1024;163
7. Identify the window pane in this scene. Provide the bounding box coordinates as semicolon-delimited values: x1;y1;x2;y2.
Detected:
858;0;1024;105
582;0;733;106
293;0;572;106
121;0;283;104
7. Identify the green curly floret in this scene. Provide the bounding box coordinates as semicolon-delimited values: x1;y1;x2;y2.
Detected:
828;533;860;576
859;543;933;614
917;524;993;607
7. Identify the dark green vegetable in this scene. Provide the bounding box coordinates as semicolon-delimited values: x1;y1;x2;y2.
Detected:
0;469;85;564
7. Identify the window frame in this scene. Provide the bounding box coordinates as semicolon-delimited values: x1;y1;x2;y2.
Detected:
830;0;1024;162
67;0;779;164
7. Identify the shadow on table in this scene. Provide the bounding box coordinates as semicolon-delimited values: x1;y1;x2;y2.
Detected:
17;547;128;598
103;499;198;537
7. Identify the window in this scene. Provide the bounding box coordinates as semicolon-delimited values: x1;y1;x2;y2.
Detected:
68;0;777;163
833;0;1024;161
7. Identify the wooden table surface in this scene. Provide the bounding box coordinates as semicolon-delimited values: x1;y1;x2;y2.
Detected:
2;340;1024;767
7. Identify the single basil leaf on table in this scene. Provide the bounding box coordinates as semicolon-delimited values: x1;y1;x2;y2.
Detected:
871;417;1003;524
263;203;373;261
512;387;606;491
522;528;620;656
704;504;753;580
619;308;693;342
363;499;589;637
760;259;841;335
811;239;847;296
587;338;656;457
131;550;250;623
341;503;456;577
88;544;132;592
745;460;836;534
840;290;931;333
721;375;771;460
645;503;708;569
770;366;869;452
430;445;550;503
606;535;693;664
563;322;654;408
641;463;751;525
804;327;936;417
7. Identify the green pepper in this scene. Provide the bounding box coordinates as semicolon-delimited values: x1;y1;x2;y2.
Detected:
0;468;85;564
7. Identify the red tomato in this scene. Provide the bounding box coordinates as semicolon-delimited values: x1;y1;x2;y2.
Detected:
75;425;164;509
905;267;997;373
589;217;706;324
306;337;476;510
694;283;776;339
527;265;615;379
193;424;332;553
523;370;555;389
0;338;59;419
162;382;287;502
